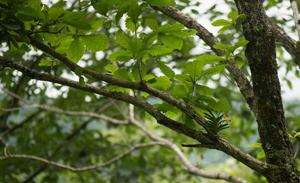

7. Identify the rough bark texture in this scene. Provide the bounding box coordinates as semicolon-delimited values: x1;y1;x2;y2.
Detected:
234;1;300;182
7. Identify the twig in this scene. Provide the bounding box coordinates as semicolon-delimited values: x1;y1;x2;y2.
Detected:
1;89;127;125
0;143;161;172
22;103;113;183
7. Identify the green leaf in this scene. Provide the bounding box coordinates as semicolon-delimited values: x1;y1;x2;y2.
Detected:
201;64;226;77
114;68;131;80
68;38;85;62
17;7;41;20
143;74;156;81
148;45;173;56
126;18;136;32
195;54;225;65
184;60;205;78
249;143;262;149
28;0;40;11
146;18;159;30
132;61;146;81
160;35;183;50
171;84;188;98
203;110;229;134
212;19;231;27
48;6;64;20
82;34;109;51
109;50;132;62
127;0;141;23
79;76;85;86
92;0;113;16
213;98;231;112
39;58;56;67
257;150;265;159
195;84;214;96
104;64;117;73
213;43;231;51
148;0;175;6
62;11;91;30
235;38;249;48
149;76;172;90
228;11;238;20
157;61;175;78
116;32;131;49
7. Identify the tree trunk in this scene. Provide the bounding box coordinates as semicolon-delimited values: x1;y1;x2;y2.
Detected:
234;0;300;182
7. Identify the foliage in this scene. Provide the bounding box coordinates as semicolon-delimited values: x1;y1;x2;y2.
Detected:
203;110;229;134
0;0;300;183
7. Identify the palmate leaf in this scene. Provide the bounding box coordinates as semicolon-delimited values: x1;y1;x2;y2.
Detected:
203;109;229;134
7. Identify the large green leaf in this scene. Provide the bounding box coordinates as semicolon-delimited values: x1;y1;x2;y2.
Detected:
82;34;109;51
149;76;172;90
157;61;175;78
160;35;183;50
67;38;85;62
148;45;173;56
148;0;175;6
61;11;91;30
195;54;225;65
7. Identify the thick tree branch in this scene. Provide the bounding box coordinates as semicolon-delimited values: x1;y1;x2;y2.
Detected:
234;0;299;182
152;6;255;113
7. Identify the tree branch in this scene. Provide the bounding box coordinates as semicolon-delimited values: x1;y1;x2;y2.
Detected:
234;0;299;181
0;143;162;172
0;56;210;144
0;57;268;175
24;37;213;132
152;6;255;113
0;111;40;138
128;102;247;183
22;104;113;183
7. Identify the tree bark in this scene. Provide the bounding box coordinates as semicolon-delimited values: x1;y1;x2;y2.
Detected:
234;0;299;182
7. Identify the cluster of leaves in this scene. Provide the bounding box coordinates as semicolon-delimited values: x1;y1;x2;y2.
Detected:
203;110;229;134
1;0;300;183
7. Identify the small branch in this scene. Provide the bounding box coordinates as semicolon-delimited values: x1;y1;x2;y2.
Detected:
0;104;127;125
0;143;161;172
152;6;222;55
0;111;40;138
181;143;215;148
22;104;113;183
272;23;300;67
290;0;300;40
1;89;127;125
